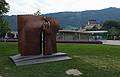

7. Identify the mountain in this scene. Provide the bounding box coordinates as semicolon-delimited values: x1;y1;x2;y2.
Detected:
45;7;120;27
5;7;120;31
4;15;17;31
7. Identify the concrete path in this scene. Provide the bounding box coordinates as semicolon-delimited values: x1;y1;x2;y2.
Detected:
101;40;120;45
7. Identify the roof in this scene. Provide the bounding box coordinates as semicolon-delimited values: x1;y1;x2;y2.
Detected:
81;31;108;33
59;30;108;34
59;30;80;33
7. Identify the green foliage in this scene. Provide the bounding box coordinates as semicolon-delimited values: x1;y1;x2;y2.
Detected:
102;20;120;39
0;0;10;37
0;0;9;15
109;27;120;36
102;20;120;30
0;18;11;37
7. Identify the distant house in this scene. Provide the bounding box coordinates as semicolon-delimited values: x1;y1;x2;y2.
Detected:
57;20;107;40
57;30;80;40
84;20;102;31
57;30;108;40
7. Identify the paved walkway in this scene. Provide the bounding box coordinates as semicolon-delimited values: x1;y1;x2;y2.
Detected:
101;40;120;45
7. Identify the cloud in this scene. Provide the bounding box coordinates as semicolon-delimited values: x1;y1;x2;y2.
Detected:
6;0;41;15
6;0;120;15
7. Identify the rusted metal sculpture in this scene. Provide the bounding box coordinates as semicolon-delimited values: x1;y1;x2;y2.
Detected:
10;15;71;66
18;15;58;56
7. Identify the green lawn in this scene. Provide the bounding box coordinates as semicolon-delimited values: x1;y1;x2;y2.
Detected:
0;42;120;77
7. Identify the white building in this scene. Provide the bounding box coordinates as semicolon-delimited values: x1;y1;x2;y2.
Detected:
84;20;102;30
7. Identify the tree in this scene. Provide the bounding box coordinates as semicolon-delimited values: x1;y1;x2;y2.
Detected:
0;0;9;16
102;20;120;30
0;18;10;38
34;10;41;16
0;0;10;39
102;20;120;40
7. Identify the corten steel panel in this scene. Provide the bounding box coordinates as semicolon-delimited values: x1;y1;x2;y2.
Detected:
18;15;43;56
43;17;59;55
18;15;59;56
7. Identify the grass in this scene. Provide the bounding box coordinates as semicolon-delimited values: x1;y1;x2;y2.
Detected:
0;42;120;77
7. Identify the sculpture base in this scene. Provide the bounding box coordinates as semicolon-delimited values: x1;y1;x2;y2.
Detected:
9;52;71;66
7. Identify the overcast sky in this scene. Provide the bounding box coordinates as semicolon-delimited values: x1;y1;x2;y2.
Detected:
6;0;120;15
